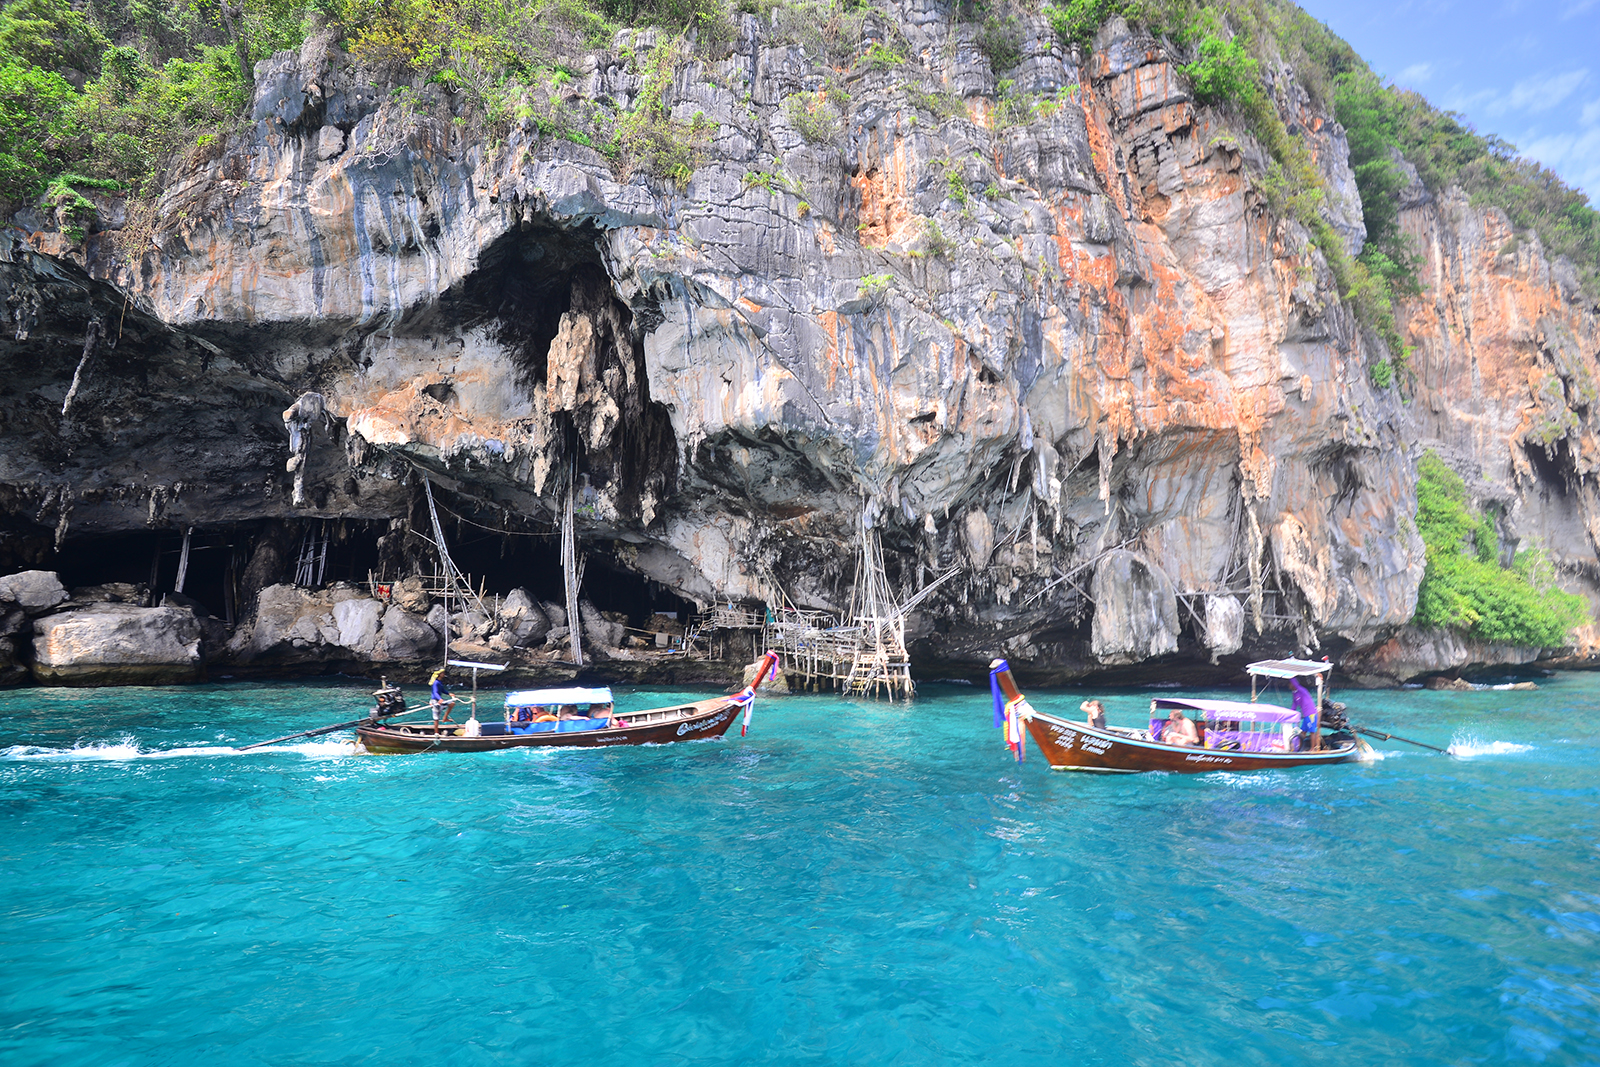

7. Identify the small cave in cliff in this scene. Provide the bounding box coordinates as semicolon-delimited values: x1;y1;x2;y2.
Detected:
1524;439;1574;496
448;223;679;524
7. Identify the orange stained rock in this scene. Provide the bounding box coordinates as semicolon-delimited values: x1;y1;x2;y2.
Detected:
1077;88;1130;220
815;221;837;256
852;131;918;249
816;309;845;393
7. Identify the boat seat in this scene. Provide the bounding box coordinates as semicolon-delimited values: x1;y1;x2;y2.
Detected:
556;717;609;733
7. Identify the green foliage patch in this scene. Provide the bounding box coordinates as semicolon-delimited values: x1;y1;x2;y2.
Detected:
1412;451;1588;647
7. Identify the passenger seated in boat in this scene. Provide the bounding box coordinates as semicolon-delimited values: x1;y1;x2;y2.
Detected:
557;704;584;720
1164;710;1200;747
1080;700;1107;729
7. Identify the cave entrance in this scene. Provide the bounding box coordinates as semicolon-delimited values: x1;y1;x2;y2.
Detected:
433;512;696;630
46;519;394;623
51;528;247;622
453;222;612;391
446;221;679;525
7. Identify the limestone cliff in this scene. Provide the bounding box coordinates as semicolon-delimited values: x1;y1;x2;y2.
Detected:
0;4;1595;686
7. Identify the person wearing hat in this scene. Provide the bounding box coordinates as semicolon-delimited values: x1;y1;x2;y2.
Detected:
429;669;456;726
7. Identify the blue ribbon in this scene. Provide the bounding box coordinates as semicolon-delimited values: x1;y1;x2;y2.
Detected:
990;659;1009;729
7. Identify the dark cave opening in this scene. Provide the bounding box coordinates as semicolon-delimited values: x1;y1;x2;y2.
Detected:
1523;439;1573;496
44;514;693;632
449;223;679;523
47;521;393;622
51;528;245;620
454;223;605;390
433;517;695;627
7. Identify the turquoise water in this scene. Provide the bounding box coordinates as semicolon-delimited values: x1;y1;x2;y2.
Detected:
2;673;1599;1066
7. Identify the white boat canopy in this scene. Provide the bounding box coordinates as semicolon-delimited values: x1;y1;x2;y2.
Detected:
1245;658;1333;679
504;687;614;708
448;659;508;671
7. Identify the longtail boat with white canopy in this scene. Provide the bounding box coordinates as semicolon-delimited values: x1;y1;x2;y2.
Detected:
987;657;1372;773
355;652;782;754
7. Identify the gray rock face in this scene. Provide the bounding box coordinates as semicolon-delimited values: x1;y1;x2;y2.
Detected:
229;584;437;665
1090;550;1178;665
378;606;442;661
579;600;625;651
0;571;68;614
334;597;384;651
32;605;204;685
499;589;550;647
1203;595;1244;660
1339;627;1543;687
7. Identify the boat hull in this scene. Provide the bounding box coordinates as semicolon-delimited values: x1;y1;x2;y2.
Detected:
1023;711;1363;773
356;700;742;754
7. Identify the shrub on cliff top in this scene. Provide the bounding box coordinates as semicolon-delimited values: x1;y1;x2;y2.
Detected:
1412;451;1589;647
1180;31;1255;105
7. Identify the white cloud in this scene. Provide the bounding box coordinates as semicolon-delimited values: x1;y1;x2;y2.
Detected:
1398;62;1434;85
1520;126;1600;203
1506;68;1589;113
1561;0;1597;17
1584;98;1600;125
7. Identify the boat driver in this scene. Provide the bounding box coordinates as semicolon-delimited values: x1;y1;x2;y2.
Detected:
1289;676;1321;751
1164;709;1200;747
429;669;456;725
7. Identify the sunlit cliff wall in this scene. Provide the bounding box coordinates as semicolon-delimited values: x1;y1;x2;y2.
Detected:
2;3;1597;684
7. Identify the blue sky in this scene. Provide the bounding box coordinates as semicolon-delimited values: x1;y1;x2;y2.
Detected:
1293;0;1600;206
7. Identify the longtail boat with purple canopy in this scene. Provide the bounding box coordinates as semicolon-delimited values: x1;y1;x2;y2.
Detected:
987;657;1372;773
355;652;782;754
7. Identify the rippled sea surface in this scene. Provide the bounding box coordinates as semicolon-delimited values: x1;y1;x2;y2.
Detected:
3;671;1599;1066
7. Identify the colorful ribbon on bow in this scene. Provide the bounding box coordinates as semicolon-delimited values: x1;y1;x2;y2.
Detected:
731;685;757;736
989;658;1025;762
1005;696;1028;763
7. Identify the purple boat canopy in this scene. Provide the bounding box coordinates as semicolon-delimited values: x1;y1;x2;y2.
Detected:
1152;697;1302;724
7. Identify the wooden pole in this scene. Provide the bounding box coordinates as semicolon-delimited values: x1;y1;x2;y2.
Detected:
175;526;193;594
562;474;583;667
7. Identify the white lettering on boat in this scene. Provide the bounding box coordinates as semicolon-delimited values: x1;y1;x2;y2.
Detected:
676;711;730;736
1080;734;1111;754
1183;753;1234;765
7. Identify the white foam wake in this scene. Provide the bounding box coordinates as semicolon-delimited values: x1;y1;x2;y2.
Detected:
1447;734;1534;758
1;736;359;761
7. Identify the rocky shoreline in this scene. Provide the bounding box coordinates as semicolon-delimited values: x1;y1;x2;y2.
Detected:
2;564;1577;691
0;567;765;689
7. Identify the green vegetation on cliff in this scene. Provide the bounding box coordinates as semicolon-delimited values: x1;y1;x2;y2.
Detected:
1038;0;1598;381
1;0;1595;315
1412;452;1588;647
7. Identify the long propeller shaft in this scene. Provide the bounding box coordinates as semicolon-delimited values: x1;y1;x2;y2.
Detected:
1353;725;1447;753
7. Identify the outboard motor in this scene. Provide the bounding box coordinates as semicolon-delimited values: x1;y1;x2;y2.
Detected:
372;679;407;720
1321;701;1354;745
